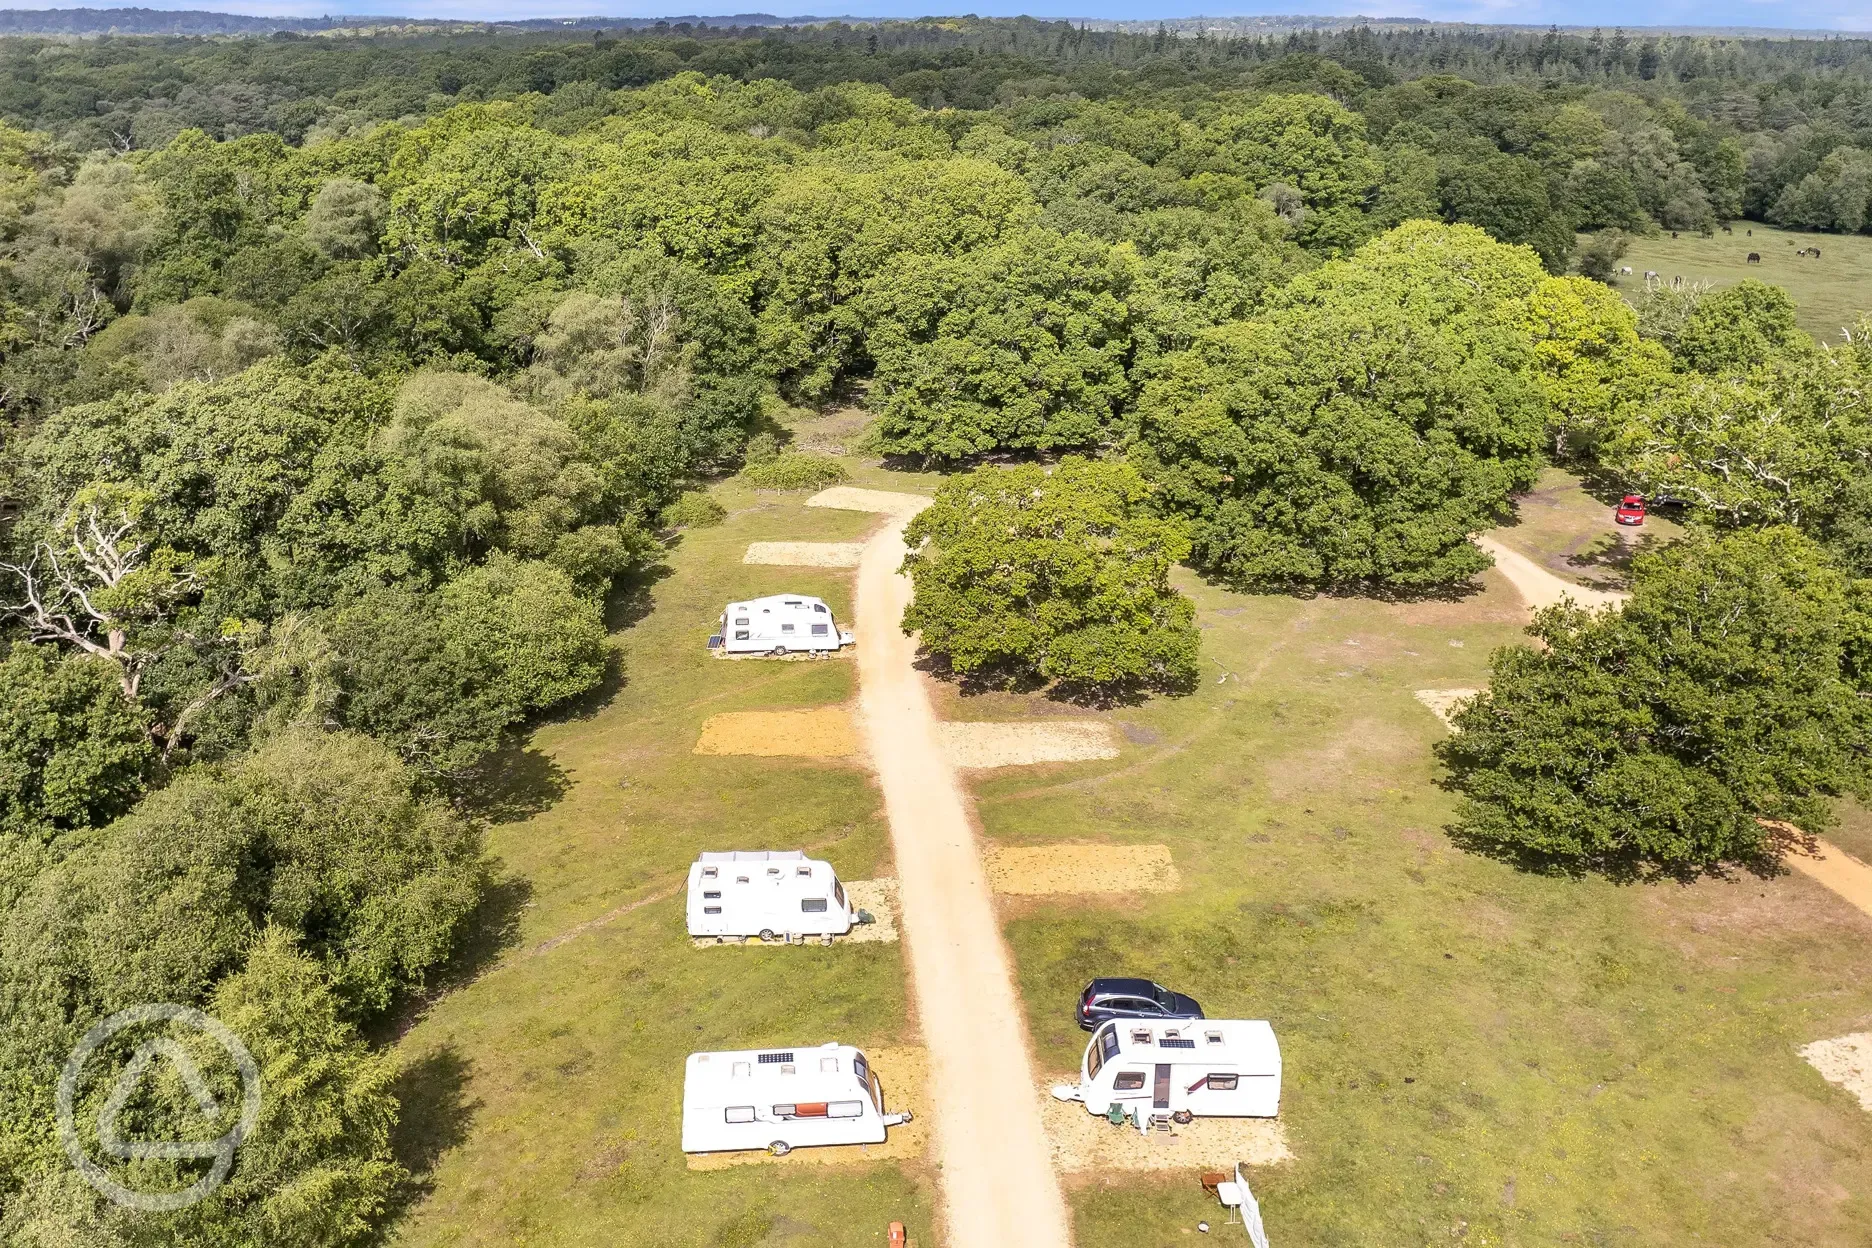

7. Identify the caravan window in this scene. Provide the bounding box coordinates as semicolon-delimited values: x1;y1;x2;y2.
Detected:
796;866;812;877
802;898;828;913
853;1054;868;1088
833;880;846;907
702;867;718;879
781;623;795;634
1206;1073;1239;1091
734;631;749;640
734;618;749;626
828;1100;863;1118
1087;1025;1120;1080
1112;1071;1146;1091
724;1106;755;1123
703;891;720;900
703;906;721;915
812;624;829;636
814;604;828;613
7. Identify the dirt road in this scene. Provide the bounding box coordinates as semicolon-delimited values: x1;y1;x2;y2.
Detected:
1475;535;1628;612
826;489;1075;1248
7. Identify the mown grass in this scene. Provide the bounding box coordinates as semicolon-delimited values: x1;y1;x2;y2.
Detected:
961;495;1872;1244
387;480;938;1248
1612;221;1872;342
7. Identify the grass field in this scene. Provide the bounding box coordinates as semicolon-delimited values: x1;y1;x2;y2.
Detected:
386;471;944;1248
1611;221;1872;343
956;481;1872;1245
388;445;1872;1247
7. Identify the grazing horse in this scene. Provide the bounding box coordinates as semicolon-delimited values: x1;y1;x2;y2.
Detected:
1746;252;1761;264
1811;246;1822;258
1722;224;1732;234
1671;231;1679;239
1619;266;1633;275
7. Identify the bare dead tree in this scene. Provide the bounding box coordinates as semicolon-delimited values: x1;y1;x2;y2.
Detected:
0;496;159;696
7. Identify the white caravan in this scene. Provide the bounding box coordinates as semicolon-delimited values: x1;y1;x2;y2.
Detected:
682;1042;911;1155
712;594;854;656
1051;1019;1280;1127
686;851;855;941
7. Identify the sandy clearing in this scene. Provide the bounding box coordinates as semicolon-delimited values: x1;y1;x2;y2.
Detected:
685;1045;930;1170
1475;535;1628;613
1039;1085;1294;1173
1781;837;1872;924
688;878;901;947
693;708;859;758
842;877;901;943
985;843;1180;896
939;720;1121;768
743;541;868;567
1800;1032;1872;1113
1414;688;1480;728
852;493;1073;1248
808;485;934;518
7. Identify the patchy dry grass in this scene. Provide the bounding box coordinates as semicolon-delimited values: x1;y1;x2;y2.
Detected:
387;483;934;1248
955;490;1872;1246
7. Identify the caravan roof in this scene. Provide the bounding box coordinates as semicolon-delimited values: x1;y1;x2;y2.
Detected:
1099;1018;1279;1072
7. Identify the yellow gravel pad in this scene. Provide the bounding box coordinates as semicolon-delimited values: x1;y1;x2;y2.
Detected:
693;708;860;758
806;486;933;517
1038;1083;1293;1173
938;721;1120;768
743;541;867;567
1801;1033;1872;1113
985;843;1179;896
685;1046;929;1169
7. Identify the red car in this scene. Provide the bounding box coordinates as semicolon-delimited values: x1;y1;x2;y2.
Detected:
1614;495;1647;526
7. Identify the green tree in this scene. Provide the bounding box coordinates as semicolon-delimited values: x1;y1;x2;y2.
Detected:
326;556;610;777
1572;229;1629;283
1666;278;1805;375
866;229;1142;461
2;930;405;1248
1438;152;1573;273
0;644;154;842
901;458;1199;695
0;728;486;1020
1134;222;1550;589
1439;528;1872;872
1608;325;1872;531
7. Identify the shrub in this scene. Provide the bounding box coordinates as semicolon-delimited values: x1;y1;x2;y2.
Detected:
739;452;849;492
661;490;727;529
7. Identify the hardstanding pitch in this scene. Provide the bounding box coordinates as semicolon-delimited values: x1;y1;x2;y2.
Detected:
984;843;1180;895
692;707;860;758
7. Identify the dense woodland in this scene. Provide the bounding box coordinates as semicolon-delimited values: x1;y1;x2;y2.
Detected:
1;19;1871;1245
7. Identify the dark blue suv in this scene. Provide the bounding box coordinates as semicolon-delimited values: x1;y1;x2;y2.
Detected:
1075;978;1205;1031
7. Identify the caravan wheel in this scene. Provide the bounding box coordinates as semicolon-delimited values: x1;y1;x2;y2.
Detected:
768;1140;791;1157
759;928;777;943
770;646;787;657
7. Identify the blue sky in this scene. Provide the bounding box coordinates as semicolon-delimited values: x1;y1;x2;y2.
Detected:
27;0;1872;32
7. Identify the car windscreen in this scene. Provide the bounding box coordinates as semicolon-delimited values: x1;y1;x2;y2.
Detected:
1152;986;1176;1008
